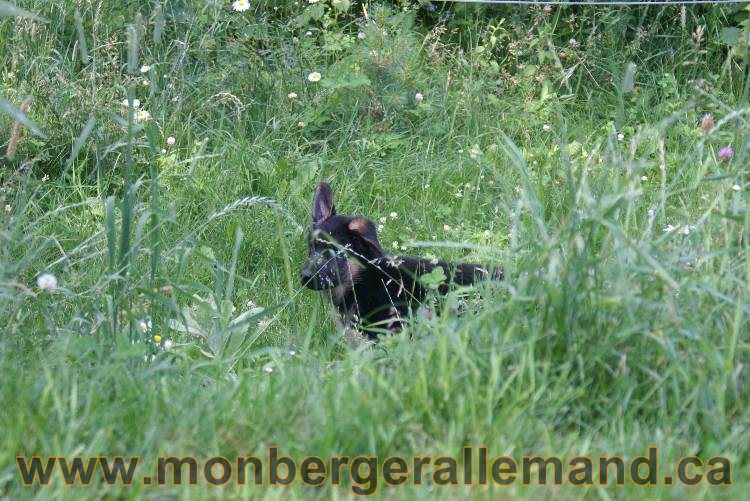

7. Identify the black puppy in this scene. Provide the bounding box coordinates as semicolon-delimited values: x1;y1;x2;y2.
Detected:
300;182;501;341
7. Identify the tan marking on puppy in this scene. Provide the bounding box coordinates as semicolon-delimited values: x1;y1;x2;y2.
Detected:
348;218;371;234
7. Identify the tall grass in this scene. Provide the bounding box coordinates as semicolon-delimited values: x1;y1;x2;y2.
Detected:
1;1;748;498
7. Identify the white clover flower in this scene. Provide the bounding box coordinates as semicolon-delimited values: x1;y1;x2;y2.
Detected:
289;350;296;356
392;241;400;250
121;98;140;108
297;121;305;128
379;216;387;224
415;92;424;102
140;65;151;73
357;32;366;40
641;175;648;181
166;136;175;146
138;320;149;333
135;109;151;122
287;92;298;99
37;273;58;292
377;224;384;232
264;366;273;373
663;224;675;233
232;0;250;12
443;224;451;232
4;204;11;213
542;124;551;132
308;0;319;3
389;212;398;220
732;184;741;192
307;72;321;82
163;339;174;350
617;133;625;141
454;191;463;198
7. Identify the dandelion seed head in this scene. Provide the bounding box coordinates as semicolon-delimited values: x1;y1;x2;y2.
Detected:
37;273;58;292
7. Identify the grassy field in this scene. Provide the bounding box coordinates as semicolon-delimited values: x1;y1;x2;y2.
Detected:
1;0;749;498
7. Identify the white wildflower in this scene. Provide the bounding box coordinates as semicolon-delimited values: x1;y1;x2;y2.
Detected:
232;0;250;12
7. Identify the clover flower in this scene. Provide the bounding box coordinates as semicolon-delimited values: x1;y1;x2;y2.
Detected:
718;146;733;162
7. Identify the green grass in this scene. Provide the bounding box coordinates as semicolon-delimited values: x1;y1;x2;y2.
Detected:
1;1;749;498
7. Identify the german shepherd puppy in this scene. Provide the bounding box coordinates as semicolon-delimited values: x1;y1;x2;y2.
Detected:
300;182;501;342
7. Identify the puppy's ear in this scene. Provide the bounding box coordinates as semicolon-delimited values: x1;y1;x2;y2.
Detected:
312;182;336;224
348;217;384;258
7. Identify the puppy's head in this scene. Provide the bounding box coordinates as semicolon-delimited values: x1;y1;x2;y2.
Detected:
300;182;384;290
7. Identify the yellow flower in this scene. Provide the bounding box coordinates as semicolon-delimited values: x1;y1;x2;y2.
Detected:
153;334;162;343
307;72;322;83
